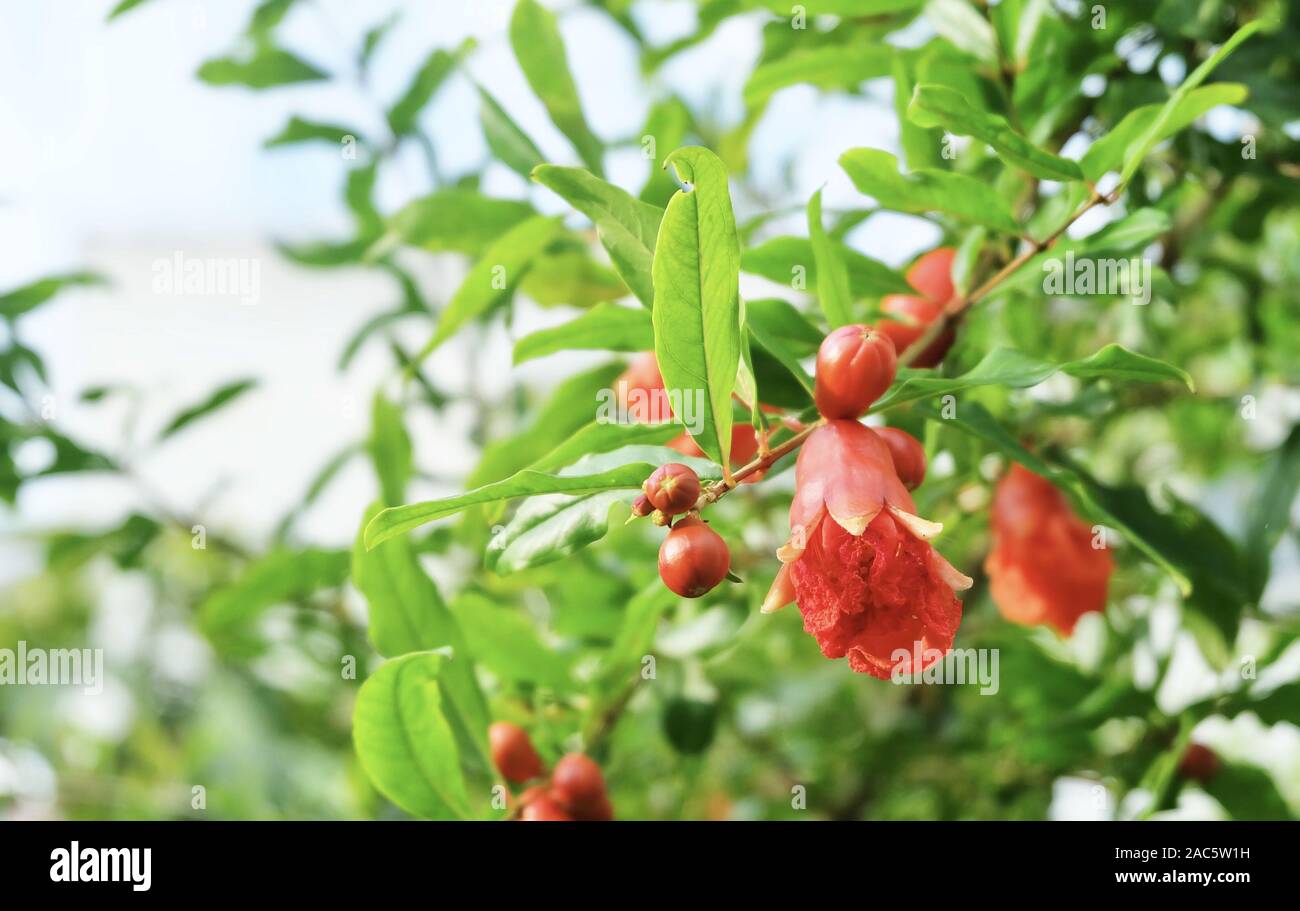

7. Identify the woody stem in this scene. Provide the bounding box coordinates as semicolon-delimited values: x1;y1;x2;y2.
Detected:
698;420;825;506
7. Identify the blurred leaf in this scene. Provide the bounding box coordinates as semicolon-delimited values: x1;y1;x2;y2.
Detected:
199;548;350;650
416;215;564;360
1201;762;1293;820
594;580;677;689
744;44;892;105
909;84;1084;181
923;0;998;64
518;247;628;308
0;272;107;320
359;11;401;74
742;236;913;298
106;0;155;22
808;188;853;328
840;148;1020;234
157;378;257;442
387;39;474;137
652;147;742;467
513;302;652;364
1243;425;1300;599
197;48;327;89
264;115;365;150
527;421;681;474
450;592;573;688
369;392;411;507
532;164;663;308
1242;682;1300;727
663;698;719;755
509;0;605;175
476;85;545;179
388;189;535;255
352;652;473;820
639;97;694;207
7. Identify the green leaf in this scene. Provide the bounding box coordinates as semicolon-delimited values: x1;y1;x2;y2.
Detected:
872;344;1192;412
387;189;535;256
0;272;107;320
639;97;694;207
808;188;853;328
157;378;257;442
663;698;719;755
369;393;411;506
1243;682;1300;727
1080;83;1249;182
1117;19;1270;187
199;548;350;649
509;0;605;175
840;148;1020;234
908;84;1084;181
476;85;545;179
485;446;722;573
923;0;998;64
518;248;628;308
264;116;364;150
197;48;327;89
594;580;677;689
527;421;682;474
387;40;474;137
1200;761;1294;820
532;164;663;308
744;298;818;398
416;215;564;360
450;592;573;689
744;44;892;105
107;0;155;21
352;652;473;820
1244;426;1300;599
513;302;653;364
741;236;913;297
652;147;742;467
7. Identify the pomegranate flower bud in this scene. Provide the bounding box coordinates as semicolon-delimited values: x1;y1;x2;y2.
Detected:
643;463;701;515
813;325;898;420
775;420;970;678
875;426;926;490
984;463;1113;635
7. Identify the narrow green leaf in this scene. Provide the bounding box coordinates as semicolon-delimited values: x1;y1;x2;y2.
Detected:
528;421;681;474
532;164;663;308
416;215;564;360
352;652;473;820
369;393;411;506
387;40;474;137
197;48;327;89
387;189;535;256
908;84;1084;181
807;188;853;328
264;116;364;150
840;148;1020;234
199;548;350;646
476;85;545;179
107;0;155;21
157;378;257;442
923;0;998;64
1244;427;1300;599
639;97;694;207
450;593;573;689
744;44;893;105
741;236;913;297
513;302;653;364
509;0;605;175
0;272;107;320
651;146;742;467
1200;762;1294;820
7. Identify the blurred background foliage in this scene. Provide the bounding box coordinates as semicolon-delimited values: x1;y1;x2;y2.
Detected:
1;0;1299;820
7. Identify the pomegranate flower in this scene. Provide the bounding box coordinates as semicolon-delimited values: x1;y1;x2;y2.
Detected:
984;463;1112;634
763;420;971;678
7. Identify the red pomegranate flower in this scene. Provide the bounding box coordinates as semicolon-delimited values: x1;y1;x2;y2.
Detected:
984;463;1113;634
762;420;971;678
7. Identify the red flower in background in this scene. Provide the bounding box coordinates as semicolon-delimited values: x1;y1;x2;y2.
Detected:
878;247;957;368
984;463;1113;634
763;420;970;678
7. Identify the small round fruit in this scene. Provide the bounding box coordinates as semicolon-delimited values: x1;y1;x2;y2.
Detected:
877;294;953;368
906;247;956;304
1178;743;1220;783
488;721;543;784
875;427;926;490
813;324;898;419
520;791;573;821
630;493;654;518
643;463;701;515
658;517;730;598
551;753;605;816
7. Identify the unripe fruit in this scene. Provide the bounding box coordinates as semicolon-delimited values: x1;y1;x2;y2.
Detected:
878;295;953;368
875;427;926;490
813;324;898;420
643;463;701;515
551;753;608;820
488;721;543;784
906;247;956;304
1178;743;1220;783
520;791;573;821
630;493;654;518
658;516;730;598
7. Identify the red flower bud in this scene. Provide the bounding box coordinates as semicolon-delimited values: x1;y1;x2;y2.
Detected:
814;324;898;420
520;791;573;821
906;247;956;304
984;464;1113;635
658;516;730;598
630;493;654;517
551;753;612;820
875;426;926;490
643;463;701;515
877;295;953;368
1178;743;1220;783
489;721;543;784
